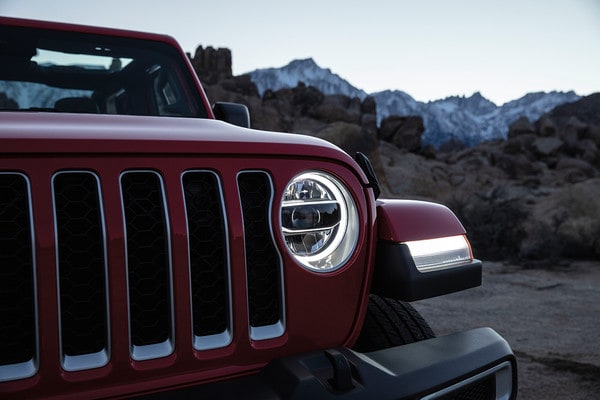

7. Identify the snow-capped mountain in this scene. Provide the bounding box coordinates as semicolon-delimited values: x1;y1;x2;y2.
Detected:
247;59;581;148
376;90;580;147
249;58;368;100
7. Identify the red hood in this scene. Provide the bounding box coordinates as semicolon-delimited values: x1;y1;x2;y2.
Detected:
0;112;358;164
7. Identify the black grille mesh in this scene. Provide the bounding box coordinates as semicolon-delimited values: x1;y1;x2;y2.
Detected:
237;172;281;328
183;172;229;337
121;172;171;347
0;174;35;366
54;172;108;357
440;374;496;400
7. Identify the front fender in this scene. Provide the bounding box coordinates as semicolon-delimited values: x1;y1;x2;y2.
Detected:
373;199;482;301
376;199;466;242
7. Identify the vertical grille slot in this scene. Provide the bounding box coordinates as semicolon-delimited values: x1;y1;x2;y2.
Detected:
237;172;284;340
53;172;109;371
0;173;37;381
182;171;231;350
121;171;173;360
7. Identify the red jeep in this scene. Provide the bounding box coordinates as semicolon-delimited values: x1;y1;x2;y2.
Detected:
0;17;516;399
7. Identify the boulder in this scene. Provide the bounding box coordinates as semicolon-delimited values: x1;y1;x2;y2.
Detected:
191;46;233;85
508;116;535;138
494;152;542;179
311;95;361;124
534;114;557;137
589;125;600;147
291;83;325;115
314;122;369;156
379;115;424;152
531;137;563;157
555;156;598;183
571;139;599;165
557;116;587;150
502;133;537;155
361;96;377;115
219;75;260;97
378;141;451;199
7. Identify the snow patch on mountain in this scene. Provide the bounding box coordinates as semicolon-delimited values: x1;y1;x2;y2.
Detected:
247;58;581;148
249;58;368;100
375;89;580;147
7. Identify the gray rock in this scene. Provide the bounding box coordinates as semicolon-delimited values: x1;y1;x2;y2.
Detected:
379;115;424;152
531;137;563;157
508;116;535;138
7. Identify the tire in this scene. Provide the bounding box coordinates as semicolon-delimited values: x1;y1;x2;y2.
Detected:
353;294;435;352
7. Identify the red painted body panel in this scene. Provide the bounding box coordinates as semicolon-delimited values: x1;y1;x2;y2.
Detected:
0;112;365;164
376;199;466;242
0;133;377;399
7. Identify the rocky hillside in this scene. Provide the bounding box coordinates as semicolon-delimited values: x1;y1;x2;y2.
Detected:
191;46;600;263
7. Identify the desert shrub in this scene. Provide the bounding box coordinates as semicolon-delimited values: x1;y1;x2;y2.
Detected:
518;217;566;264
516;181;600;262
448;179;600;263
551;183;600;259
448;188;527;261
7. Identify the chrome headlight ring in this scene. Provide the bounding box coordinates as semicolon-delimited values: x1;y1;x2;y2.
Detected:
281;171;359;272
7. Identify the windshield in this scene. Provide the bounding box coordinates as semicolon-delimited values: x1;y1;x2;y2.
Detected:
0;24;208;118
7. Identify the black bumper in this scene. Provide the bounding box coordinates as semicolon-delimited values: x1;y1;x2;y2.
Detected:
142;328;517;399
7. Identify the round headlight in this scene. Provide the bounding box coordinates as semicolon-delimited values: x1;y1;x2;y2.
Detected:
281;171;359;272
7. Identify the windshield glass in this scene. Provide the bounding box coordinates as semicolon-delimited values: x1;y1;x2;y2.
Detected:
0;24;208;118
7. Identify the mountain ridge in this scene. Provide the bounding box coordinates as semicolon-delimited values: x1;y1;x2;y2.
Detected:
248;58;581;147
250;57;369;100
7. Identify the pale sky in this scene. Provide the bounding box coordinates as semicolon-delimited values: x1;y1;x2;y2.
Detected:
2;0;599;105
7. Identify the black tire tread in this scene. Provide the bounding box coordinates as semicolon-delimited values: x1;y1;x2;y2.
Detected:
353;294;435;352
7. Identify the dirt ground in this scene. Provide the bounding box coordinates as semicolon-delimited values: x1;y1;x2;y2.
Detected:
414;260;600;400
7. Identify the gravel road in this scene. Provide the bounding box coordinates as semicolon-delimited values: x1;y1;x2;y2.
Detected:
413;260;600;400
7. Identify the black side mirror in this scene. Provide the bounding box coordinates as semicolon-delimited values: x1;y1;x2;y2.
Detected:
212;102;251;128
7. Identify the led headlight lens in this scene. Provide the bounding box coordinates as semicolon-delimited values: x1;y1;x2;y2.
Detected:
281;171;359;271
404;235;473;272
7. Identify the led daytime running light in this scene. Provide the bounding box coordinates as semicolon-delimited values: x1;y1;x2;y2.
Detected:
405;235;472;272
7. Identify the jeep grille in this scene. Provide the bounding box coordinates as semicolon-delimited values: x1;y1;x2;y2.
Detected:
238;172;284;340
121;171;174;360
182;170;231;349
0;173;37;381
53;172;109;370
0;169;285;379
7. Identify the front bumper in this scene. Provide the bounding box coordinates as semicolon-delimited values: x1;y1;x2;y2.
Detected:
141;327;517;399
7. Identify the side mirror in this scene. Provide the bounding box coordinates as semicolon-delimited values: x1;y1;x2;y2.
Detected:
212;102;251;128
